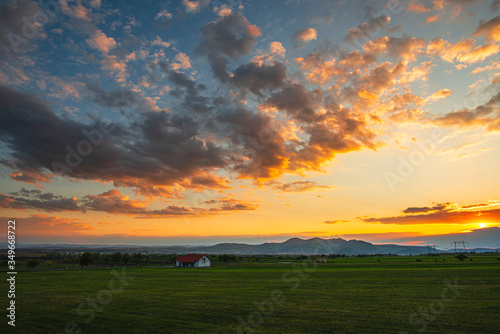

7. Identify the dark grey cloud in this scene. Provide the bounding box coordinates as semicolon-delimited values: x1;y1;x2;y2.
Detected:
1;188;258;217
492;0;500;11
0;0;48;57
343;14;390;45
402;203;452;214
217;107;289;179
264;84;321;123
0;85;227;197
432;89;500;131
85;83;142;110
231;62;287;96
196;12;260;82
0;191;82;212
167;70;211;113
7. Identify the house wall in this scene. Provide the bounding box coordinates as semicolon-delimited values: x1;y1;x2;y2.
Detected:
176;256;210;267
198;256;210;267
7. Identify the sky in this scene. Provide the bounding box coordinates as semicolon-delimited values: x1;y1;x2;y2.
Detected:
0;0;500;248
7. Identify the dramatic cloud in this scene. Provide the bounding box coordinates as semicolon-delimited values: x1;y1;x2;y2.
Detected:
7;214;95;235
427;38;500;64
231;62;287;96
0;191;81;212
1;188;257;218
0;85;226;196
1;1;499;241
183;0;210;13
343;15;390;45
293;27;317;46
432;89;500;131
171;52;192;70
270;180;333;193
263;84;321;123
196;12;261;81
59;0;92;21
155;9;172;28
473;15;500;43
365;201;500;225
427;88;452;101
86;29;117;53
324;220;349;224
0;0;47;57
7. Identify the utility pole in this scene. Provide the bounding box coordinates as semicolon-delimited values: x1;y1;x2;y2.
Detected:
451;240;468;253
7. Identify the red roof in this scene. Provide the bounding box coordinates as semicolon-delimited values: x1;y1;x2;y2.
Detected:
176;254;207;263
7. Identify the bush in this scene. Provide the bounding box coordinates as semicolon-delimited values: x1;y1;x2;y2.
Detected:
25;259;40;269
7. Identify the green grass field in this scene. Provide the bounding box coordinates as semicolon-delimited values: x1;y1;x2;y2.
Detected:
2;254;500;333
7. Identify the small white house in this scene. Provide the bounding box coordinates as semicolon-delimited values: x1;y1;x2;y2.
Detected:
175;254;210;268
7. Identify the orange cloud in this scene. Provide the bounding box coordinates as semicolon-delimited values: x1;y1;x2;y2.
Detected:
293;28;318;43
427;38;500;64
247;24;262;37
427;14;440;23
364;201;500;225
427;88;452;101
472;15;500;43
268;180;333;193
408;1;431;13
86;29;116;53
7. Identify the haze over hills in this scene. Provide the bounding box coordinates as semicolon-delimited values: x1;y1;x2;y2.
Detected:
189;237;431;255
8;237;499;255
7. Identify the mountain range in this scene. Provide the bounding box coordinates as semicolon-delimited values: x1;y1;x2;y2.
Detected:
188;237;432;255
9;237;500;255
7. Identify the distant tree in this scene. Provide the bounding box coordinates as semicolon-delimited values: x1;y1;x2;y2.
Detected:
104;254;112;266
71;256;80;264
79;252;94;267
45;260;53;267
112;252;122;265
219;254;237;262
92;252;101;262
26;259;39;269
132;253;143;265
455;253;467;262
123;253;132;266
145;254;151;265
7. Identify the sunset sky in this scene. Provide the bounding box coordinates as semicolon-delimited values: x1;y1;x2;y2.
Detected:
1;0;500;248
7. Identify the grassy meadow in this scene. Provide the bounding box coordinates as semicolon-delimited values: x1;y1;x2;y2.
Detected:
1;254;499;333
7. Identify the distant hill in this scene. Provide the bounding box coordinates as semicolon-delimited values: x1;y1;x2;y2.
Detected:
7;237;499;255
189;237;431;255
